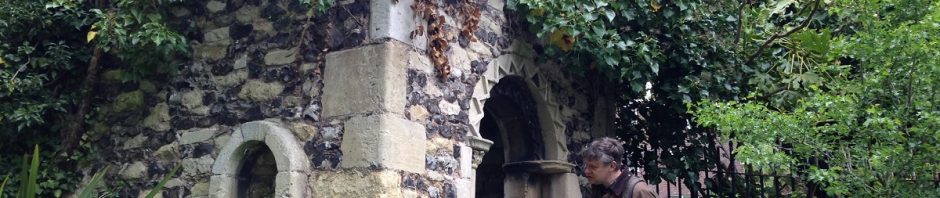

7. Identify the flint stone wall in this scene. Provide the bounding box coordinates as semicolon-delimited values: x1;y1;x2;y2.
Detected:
86;0;614;197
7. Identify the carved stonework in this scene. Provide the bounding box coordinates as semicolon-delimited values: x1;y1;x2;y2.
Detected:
469;136;493;168
468;49;569;160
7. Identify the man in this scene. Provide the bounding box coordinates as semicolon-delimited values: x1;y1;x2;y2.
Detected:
581;137;658;198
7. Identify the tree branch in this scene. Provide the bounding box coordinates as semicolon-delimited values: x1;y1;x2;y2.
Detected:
745;0;821;65
60;47;103;153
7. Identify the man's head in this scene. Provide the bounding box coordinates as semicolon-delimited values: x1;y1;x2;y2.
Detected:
580;137;625;186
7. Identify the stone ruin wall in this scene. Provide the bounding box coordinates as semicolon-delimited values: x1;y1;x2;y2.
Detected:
86;0;617;197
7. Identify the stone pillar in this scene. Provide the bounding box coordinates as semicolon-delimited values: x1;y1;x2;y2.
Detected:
467;136;493;197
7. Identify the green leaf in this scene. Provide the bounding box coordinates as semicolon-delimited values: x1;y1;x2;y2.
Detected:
584;12;598;21
77;166;109;198
604;9;616;22
145;164;181;198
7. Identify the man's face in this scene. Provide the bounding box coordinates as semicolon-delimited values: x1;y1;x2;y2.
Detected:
583;158;618;185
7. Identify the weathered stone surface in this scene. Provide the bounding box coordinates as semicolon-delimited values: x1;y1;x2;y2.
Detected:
204;27;231;44
191;182;209;197
122;134;148;150
194;43;229;61
423;81;443;98
274;172;307;197
235;6;261;23
120;161;148;180
449;46;472;72
143;103;171;131
181;128;218;145
233;54;248;70
469;42;493;57
322;42;408;118
101;69;125;83
369;0;427;49
406;50;434;74
213;70;248;87
263;48;297;66
312;170;402;197
137;189;163;198
288;121;317;141
182;156;214;177
252;20;275;36
155;143;180;161
340;114;426;173
238;80;284;102
181;90;204;110
111;90;144;113
408;105;429;122
427;137;453;153
206;1;226;13
438;100;461;115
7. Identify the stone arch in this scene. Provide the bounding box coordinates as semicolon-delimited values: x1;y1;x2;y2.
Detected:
466;50;581;197
469;54;568;160
209;120;310;197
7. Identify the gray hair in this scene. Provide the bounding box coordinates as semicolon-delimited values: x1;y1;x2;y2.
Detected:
580;137;625;166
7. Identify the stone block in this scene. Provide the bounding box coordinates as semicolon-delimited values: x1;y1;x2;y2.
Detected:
181;128;218;145
274;172;308;197
213;70;247;87
408;105;429;122
238;80;285;102
122;134;148;150
182;156;214;177
111;90;144;113
458;144;472;178
153;142;180;161
438;100;461;115
322;42;409;118
264;48;298;66
194;43;229;61
142;103;170;131
120;161;148;180
339;114;426;173
206;1;226;13
203;27;231;44
181;90;204;110
369;0;427;50
191;182;209;197
312;170;402;197
208;175;235;198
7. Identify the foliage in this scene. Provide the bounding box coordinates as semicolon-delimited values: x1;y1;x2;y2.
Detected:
298;0;336;16
507;0;744;192
694;0;940;196
512;0;939;196
0;0;188;197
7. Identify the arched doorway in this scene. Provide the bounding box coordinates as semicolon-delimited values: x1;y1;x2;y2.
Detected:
474;76;551;197
467;53;581;197
237;143;277;198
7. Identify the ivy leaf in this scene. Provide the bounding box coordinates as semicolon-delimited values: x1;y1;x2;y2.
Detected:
650;62;660;74
605;9;616;22
584;12;598;21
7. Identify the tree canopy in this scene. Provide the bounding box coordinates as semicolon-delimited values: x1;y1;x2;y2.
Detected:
511;0;940;196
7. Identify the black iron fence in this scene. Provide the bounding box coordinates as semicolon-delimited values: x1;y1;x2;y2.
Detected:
627;143;940;198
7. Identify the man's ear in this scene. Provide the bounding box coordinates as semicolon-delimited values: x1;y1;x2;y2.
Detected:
608;161;619;169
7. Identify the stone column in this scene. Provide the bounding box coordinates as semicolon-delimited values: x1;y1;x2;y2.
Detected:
467;136;493;197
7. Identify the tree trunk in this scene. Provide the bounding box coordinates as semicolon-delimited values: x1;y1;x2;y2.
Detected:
60;47;103;153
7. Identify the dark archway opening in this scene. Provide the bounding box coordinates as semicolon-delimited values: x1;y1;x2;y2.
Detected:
237;142;277;198
476;114;505;198
475;76;545;197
